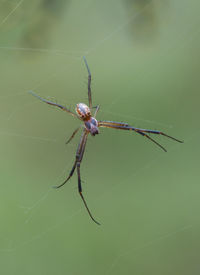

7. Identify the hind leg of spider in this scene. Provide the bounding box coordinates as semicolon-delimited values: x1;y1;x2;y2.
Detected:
77;162;100;225
83;56;92;109
93;105;100;118
28;90;78;119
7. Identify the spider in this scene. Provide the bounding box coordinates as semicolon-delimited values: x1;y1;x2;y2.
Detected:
29;57;183;225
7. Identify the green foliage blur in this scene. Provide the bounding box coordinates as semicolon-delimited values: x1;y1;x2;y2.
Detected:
0;1;199;274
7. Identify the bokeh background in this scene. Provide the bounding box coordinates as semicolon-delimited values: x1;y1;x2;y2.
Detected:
0;0;199;274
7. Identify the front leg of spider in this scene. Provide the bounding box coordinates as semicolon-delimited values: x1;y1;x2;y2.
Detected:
54;129;100;225
77;162;100;225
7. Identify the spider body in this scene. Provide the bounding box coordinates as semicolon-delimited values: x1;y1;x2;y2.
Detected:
76;102;99;136
76;103;91;120
84;117;99;136
29;56;183;225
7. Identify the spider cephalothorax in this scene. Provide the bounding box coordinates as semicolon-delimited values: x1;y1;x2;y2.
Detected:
76;103;99;136
84;117;99;136
29;56;183;225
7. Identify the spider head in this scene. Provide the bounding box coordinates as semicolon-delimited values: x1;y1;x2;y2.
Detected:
76;103;91;120
85;117;99;136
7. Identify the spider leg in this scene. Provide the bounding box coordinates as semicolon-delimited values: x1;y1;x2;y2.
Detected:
54;128;100;224
83;56;92;109
98;121;183;152
53;129;87;189
28;90;78;119
75;129;100;224
93;105;100;118
66;127;80;144
133;128;183;143
77;162;100;225
134;130;167;152
53;161;77;189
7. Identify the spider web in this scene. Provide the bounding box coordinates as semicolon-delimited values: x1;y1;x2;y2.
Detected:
0;1;200;275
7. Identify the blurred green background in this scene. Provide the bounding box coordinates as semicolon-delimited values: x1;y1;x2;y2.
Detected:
0;0;199;274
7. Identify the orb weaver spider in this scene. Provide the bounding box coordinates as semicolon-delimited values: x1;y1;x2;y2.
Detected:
29;57;183;225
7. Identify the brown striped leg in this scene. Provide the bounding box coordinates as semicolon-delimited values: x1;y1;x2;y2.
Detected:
83;56;92;109
98;121;183;152
29;90;78;119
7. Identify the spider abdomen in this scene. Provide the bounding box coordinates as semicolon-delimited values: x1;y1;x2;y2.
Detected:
76;103;91;120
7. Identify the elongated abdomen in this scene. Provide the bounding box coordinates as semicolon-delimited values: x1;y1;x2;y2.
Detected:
76;103;91;120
